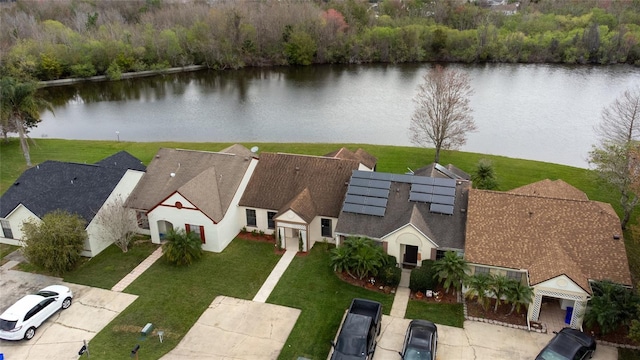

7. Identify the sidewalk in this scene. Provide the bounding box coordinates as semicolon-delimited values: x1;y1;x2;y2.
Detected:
253;249;297;303
111;246;163;292
389;269;411;318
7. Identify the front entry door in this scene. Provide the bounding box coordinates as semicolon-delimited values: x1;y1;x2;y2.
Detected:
403;245;418;267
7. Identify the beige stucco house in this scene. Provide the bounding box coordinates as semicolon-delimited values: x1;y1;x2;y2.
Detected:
238;150;375;252
0;152;146;257
335;163;470;266
465;179;633;329
125;145;257;253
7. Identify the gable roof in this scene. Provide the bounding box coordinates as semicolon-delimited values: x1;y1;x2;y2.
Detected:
239;152;359;220
125;146;253;222
413;163;470;180
335;174;469;250
324;147;377;169
465;181;632;294
508;179;588;201
0;151;145;223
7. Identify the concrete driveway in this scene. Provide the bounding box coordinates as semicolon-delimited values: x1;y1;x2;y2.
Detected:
0;269;137;359
161;296;300;359
373;316;618;360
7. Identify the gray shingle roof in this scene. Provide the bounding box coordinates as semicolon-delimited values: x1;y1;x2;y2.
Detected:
125;146;253;222
335;176;470;251
0;151;145;223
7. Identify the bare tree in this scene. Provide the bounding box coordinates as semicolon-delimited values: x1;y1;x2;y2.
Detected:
94;195;138;252
409;65;476;163
589;86;640;229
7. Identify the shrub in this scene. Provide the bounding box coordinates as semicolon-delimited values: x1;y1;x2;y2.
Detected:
379;265;401;287
162;228;203;266
21;210;87;275
409;260;439;293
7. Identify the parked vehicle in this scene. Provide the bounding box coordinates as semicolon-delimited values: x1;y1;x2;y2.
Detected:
330;298;383;360
0;285;73;340
398;319;438;360
535;327;596;360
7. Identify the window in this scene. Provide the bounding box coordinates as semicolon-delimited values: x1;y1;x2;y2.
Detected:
185;224;206;244
267;212;276;229
136;211;150;230
474;266;490;275
435;250;447;260
246;209;257;227
506;270;522;282
321;218;332;237
1;219;13;239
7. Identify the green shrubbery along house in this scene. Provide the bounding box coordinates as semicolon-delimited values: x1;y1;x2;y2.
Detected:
465;179;633;329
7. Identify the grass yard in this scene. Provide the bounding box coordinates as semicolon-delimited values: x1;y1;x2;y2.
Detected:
405;300;465;328
85;238;280;359
267;242;395;360
63;239;159;289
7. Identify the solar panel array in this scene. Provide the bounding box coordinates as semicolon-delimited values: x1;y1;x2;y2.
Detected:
341;170;458;217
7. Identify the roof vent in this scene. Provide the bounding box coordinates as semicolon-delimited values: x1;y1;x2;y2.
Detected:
460;208;466;213
613;234;621;240
14;182;19;186
170;173;176;177
295;166;300;171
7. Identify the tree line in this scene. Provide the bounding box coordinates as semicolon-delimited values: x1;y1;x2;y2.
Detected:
1;0;639;82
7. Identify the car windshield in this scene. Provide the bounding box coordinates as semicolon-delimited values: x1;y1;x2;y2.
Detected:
537;348;571;360
0;319;17;331
335;335;367;356
404;347;432;360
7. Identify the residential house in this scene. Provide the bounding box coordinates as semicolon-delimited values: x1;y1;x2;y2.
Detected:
124;144;257;253
464;179;633;329
335;163;471;266
324;147;377;171
238;151;373;251
0;151;146;257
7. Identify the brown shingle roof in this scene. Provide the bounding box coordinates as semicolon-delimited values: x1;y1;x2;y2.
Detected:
239;153;359;219
277;188;317;223
465;183;632;294
125;146;253;222
324;147;377;169
509;179;588;201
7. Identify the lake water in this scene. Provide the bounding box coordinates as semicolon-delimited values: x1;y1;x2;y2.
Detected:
36;63;640;168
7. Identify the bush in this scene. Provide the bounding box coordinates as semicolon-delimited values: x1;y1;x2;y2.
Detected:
379;265;401;287
21;210;87;275
162;228;203;266
409;260;439;293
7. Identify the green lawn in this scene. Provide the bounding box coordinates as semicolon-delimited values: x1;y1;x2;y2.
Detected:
85;238;280;359
405;300;465;328
63;239;159;289
267;242;395;360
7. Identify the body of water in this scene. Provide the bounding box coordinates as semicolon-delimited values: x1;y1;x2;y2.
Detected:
36;63;640;168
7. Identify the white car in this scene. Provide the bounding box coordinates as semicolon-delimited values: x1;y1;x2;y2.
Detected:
0;285;73;341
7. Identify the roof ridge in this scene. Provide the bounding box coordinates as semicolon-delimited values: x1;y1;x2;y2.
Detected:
476;188;593;204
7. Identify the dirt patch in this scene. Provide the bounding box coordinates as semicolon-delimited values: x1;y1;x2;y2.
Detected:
336;271;395;294
410;285;458;304
465;296;528;327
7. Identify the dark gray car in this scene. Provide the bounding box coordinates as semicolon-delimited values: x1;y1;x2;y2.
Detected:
398;319;438;360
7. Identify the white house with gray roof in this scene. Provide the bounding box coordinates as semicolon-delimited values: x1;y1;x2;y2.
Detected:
0;151;146;257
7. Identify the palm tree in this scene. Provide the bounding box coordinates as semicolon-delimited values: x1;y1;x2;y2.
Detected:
162;228;203;266
505;280;534;315
352;243;386;279
330;244;355;277
0;77;53;166
584;280;640;335
489;274;510;312
465;273;492;311
433;251;469;300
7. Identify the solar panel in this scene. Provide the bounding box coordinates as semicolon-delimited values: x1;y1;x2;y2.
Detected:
411;176;435;185
409;193;432;203
347;185;389;199
350;177;372;187
434;163;462;180
432;186;456;196
411;184;433;194
361;205;386;216
351;170;373;179
432;194;455;205
430;203;454;215
390;174;414;183
369;172;393;181
344;194;387;207
433;178;456;188
368;179;391;189
342;203;362;214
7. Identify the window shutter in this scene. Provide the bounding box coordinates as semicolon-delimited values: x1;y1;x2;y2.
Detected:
199;226;206;244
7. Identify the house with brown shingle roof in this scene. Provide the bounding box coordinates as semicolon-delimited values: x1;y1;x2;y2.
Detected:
125;144;257;252
335;163;470;267
465;179;632;329
324;147;377;171
238;152;363;251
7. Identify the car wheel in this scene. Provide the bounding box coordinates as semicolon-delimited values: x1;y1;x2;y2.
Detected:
24;327;36;340
62;297;72;309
